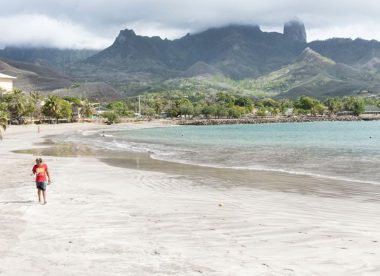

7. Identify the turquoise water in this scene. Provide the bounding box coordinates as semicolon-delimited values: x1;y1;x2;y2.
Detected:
73;121;380;184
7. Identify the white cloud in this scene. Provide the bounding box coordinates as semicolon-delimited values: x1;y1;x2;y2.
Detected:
2;0;380;48
307;20;380;42
124;21;191;39
0;14;112;49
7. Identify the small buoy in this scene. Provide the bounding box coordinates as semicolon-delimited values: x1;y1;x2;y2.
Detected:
218;203;223;207
369;136;373;139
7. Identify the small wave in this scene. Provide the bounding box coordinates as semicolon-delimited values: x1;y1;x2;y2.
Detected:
100;134;115;138
61;126;380;187
80;130;97;136
71;135;380;187
238;165;380;186
149;153;380;186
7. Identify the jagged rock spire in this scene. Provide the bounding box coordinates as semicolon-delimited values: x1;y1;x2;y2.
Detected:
115;29;136;44
283;20;307;43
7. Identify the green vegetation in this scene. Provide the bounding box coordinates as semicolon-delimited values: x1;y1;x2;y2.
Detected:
42;96;72;124
342;97;365;116
0;88;375;127
4;89;33;124
80;99;95;118
108;101;131;117
294;96;325;115
0;111;7;140
122;91;257;119
102;111;120;124
119;91;373;119
112;48;380;101
0;90;97;124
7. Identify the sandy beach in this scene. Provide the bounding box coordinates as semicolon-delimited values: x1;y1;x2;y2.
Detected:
1;123;380;276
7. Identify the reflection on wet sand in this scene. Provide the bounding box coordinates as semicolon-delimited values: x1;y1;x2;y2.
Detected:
15;141;380;202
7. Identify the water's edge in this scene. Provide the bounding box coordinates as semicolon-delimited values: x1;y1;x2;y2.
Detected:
15;138;380;202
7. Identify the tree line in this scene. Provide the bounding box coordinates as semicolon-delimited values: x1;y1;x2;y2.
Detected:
0;90;95;126
105;92;374;122
0;89;377;131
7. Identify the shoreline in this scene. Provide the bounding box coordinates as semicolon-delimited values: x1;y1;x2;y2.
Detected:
178;115;379;125
1;123;380;275
4;114;378;129
15;138;380;202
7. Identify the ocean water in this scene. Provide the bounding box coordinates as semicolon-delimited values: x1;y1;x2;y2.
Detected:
67;121;380;185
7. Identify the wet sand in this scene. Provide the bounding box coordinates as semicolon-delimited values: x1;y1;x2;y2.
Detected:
1;123;380;275
17;141;380;201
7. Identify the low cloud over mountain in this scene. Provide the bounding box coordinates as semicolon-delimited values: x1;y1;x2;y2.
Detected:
2;0;380;49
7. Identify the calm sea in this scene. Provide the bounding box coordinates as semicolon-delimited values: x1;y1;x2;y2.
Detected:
66;121;380;185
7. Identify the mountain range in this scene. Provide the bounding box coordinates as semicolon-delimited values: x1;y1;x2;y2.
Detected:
1;20;380;99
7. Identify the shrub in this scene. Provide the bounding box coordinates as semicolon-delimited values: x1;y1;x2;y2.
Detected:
102;111;120;124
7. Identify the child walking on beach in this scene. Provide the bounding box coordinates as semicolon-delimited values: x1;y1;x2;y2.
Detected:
32;158;51;205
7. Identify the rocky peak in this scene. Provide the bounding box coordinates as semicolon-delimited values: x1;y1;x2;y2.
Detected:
283;20;307;43
114;29;136;44
298;47;335;65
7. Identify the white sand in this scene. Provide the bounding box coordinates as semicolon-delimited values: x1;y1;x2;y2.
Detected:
1;123;380;275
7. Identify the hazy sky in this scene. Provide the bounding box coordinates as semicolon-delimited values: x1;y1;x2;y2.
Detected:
1;0;380;49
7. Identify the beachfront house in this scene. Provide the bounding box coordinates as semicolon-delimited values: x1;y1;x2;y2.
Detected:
0;73;16;95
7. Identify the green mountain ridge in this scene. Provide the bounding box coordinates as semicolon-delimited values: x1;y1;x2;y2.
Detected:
2;22;380;99
78;24;306;82
147;48;380;99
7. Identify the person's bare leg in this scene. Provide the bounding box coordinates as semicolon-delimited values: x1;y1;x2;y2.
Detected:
42;190;47;204
37;189;42;203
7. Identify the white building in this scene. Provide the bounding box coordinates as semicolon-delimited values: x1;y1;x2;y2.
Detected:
0;73;16;94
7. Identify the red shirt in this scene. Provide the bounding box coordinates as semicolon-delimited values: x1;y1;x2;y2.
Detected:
33;164;48;182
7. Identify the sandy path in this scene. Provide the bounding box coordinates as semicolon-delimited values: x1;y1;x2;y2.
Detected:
1;124;380;275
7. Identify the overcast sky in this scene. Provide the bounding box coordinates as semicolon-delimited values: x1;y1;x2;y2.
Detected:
1;0;380;49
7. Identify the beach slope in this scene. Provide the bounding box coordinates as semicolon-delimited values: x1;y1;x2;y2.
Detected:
1;124;380;275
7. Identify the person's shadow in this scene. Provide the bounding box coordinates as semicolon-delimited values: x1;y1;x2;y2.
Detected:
0;200;36;205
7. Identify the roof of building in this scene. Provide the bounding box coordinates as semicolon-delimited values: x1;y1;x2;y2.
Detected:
0;73;16;79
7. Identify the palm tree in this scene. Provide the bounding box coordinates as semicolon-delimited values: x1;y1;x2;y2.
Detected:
6;89;30;124
29;91;43;123
80;99;95;119
0;114;7;140
42;95;61;123
324;98;341;116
